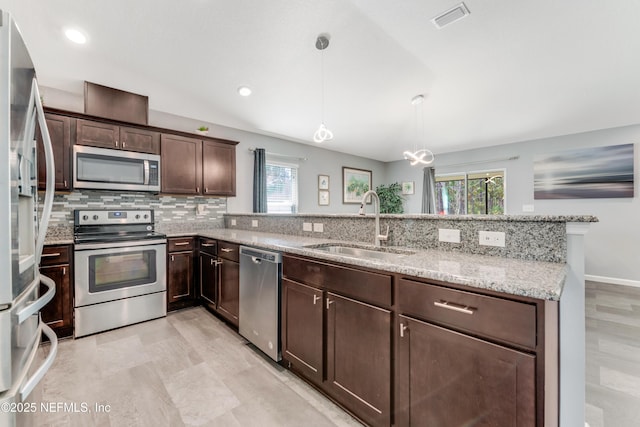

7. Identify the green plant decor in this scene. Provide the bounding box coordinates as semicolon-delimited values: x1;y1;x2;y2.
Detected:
197;126;209;131
376;182;404;214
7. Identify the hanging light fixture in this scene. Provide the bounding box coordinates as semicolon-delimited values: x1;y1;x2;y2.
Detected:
403;94;435;165
313;34;333;143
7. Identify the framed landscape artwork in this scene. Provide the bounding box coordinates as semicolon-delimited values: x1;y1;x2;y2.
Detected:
534;143;634;199
342;167;372;204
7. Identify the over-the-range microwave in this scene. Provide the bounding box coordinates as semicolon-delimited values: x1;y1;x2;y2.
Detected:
73;145;161;192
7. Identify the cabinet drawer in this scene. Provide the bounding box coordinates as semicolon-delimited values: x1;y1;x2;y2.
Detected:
398;278;537;350
168;237;195;252
41;245;71;266
283;255;392;308
217;241;240;262
199;238;217;256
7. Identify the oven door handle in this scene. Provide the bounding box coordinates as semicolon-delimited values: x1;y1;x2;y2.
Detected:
74;238;167;250
17;274;56;324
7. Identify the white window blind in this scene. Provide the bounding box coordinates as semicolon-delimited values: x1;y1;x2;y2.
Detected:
266;160;298;213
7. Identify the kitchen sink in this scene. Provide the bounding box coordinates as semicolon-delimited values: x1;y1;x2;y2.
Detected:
304;244;414;262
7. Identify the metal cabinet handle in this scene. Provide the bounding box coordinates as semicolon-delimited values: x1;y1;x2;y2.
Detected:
122;141;126;148
62;267;66;276
205;187;209;193
41;252;61;258
171;255;174;262
64;180;67;187
115;140;118;148
201;243;215;247
196;187;200;193
433;300;476;315
313;295;321;305
220;248;233;253
174;242;190;246
400;323;408;338
326;298;334;310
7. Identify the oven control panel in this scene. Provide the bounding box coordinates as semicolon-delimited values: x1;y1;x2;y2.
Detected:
75;209;154;226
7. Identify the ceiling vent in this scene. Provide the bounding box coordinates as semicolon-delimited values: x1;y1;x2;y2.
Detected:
432;3;471;29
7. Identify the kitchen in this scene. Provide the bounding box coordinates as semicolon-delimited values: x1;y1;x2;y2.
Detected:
1;1;639;426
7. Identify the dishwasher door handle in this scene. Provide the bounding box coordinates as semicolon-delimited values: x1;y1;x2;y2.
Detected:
251;256;262;265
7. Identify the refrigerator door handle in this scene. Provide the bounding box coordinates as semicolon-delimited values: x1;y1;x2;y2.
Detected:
32;79;55;265
16;274;55;324
19;322;58;401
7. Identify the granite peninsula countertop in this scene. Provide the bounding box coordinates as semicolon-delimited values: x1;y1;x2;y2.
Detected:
186;229;567;301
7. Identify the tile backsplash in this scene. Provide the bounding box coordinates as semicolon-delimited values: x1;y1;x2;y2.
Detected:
41;190;226;235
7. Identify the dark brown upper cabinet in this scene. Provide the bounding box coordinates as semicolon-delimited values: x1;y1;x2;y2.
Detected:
37;113;72;191
161;134;236;196
203;140;236;196
161;134;202;195
76;118;160;154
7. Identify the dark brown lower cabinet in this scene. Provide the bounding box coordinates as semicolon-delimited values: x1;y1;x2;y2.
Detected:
167;243;195;312
39;245;73;338
396;314;536;427
281;279;324;384
199;251;218;311
217;256;239;325
326;292;391;427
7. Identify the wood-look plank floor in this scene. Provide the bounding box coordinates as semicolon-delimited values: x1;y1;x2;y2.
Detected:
586;281;640;427
32;281;640;426
34;307;363;427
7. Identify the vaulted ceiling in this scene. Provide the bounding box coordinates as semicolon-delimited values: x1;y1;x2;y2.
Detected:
4;0;639;161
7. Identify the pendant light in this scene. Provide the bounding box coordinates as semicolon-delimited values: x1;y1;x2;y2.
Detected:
313;34;333;143
403;94;435;165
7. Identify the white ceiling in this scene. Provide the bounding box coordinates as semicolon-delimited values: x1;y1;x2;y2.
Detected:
3;0;640;161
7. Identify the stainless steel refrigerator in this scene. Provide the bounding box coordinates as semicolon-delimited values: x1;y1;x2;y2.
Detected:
0;9;58;427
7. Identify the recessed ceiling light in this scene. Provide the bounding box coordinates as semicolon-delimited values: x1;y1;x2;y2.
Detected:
237;86;252;97
64;28;87;44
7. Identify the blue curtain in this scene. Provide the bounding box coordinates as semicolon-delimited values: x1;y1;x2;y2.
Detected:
421;167;436;213
253;148;267;213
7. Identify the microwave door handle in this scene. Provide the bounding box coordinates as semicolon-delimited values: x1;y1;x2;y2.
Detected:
144;160;150;185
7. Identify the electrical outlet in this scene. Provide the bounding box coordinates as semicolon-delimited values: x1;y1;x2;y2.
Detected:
438;228;461;243
303;222;313;232
251;220;258;228
313;223;324;233
522;204;534;212
479;231;505;247
231;219;237;226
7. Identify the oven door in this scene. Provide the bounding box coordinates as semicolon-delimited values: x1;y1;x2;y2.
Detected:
74;240;166;307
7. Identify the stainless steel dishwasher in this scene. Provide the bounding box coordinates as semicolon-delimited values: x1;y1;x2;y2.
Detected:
239;246;282;361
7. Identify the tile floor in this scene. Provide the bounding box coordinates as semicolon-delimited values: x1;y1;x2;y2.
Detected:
585;281;640;427
33;307;362;426
32;280;640;426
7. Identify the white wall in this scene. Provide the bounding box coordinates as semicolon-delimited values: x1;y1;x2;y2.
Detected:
41;86;386;215
387;125;640;284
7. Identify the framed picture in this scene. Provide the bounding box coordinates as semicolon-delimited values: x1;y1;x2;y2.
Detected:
318;174;329;190
402;181;415;195
318;190;330;206
342;167;372;204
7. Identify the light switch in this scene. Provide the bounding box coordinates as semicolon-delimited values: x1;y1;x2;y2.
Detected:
231;219;237;226
313;223;324;233
251;220;258;227
479;231;505;247
303;222;313;232
438;228;461;243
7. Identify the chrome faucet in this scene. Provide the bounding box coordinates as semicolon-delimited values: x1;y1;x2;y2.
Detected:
358;190;389;246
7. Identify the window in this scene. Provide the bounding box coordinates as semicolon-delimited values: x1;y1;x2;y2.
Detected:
436;170;505;215
266;161;298;213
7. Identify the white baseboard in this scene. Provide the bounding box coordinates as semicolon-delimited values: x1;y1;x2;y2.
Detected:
585;274;640;289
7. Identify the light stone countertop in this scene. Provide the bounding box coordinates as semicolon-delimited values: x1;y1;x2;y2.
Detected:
187;229;567;301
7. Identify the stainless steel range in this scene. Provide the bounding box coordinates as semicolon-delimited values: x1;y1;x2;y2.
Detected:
73;209;167;338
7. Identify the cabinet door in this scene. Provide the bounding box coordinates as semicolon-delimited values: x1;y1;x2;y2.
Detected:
37;113;72;191
76;119;120;149
200;252;218;311
281;279;324;385
396;315;536;427
167;251;195;311
217;259;239;326
202;140;236;196
161;134;202;194
120;126;160;154
39;264;73;334
326;292;391;427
